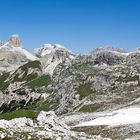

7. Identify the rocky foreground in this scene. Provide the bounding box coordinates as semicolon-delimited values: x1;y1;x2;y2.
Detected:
0;111;111;140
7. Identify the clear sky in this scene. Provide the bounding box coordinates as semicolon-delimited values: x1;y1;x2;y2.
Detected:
0;0;140;53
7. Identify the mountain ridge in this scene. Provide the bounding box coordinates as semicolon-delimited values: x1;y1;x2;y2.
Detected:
1;35;140;139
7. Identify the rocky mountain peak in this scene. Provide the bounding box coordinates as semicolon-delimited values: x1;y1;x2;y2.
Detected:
53;44;72;62
36;43;75;75
0;35;37;74
34;43;71;58
34;44;53;57
91;45;126;54
9;34;21;48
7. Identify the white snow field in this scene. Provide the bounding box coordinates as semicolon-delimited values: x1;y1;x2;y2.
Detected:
76;107;140;127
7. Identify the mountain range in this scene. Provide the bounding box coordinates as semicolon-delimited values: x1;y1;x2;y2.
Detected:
0;35;140;140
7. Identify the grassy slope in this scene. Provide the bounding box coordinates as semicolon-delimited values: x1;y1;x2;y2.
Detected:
0;109;39;120
25;75;52;89
0;60;53;119
10;60;42;83
76;83;93;100
0;73;10;90
0;61;42;91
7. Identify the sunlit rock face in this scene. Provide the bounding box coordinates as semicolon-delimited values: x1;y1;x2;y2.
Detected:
0;35;37;74
35;43;75;75
9;34;21;48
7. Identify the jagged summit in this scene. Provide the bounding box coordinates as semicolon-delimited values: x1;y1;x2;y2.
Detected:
34;43;71;57
35;43;75;75
0;35;37;61
91;45;126;54
34;44;53;57
0;35;75;75
0;35;37;73
0;34;21;49
9;34;21;48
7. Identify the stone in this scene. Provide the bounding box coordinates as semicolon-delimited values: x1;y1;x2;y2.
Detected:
0;111;111;140
37;111;69;132
9;34;20;47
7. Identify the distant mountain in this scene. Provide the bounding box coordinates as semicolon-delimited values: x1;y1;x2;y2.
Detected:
35;43;75;75
0;35;37;73
91;45;126;54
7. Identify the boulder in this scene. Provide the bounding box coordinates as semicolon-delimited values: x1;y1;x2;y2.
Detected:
37;111;69;132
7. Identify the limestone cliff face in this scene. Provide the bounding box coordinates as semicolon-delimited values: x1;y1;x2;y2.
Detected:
53;45;72;62
35;44;75;75
0;35;37;73
9;35;20;48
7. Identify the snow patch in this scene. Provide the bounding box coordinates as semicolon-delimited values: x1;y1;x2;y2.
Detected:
75;107;140;127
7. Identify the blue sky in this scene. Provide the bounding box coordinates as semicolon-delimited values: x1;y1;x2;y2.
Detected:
0;0;140;53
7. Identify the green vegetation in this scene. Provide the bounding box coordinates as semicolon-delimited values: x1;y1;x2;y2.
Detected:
0;73;9;85
0;137;11;140
16;90;27;95
26;75;52;89
22;60;41;69
71;64;99;75
76;83;93;99
0;128;5;131
60;63;101;80
0;61;43;91
117;75;139;83
78;103;103;112
32;98;59;111
0;61;47;91
0;109;39;120
0;100;27;113
24;74;38;82
0;72;10;90
10;61;41;83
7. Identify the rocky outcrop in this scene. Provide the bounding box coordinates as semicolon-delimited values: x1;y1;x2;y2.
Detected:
0;60;44;113
93;51;126;65
91;46;126;54
46;49;140;115
36;44;75;75
126;49;140;65
0;90;41;113
53;44;73;61
0;35;37;73
0;51;27;73
9;35;20;48
0;111;111;140
34;44;54;57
